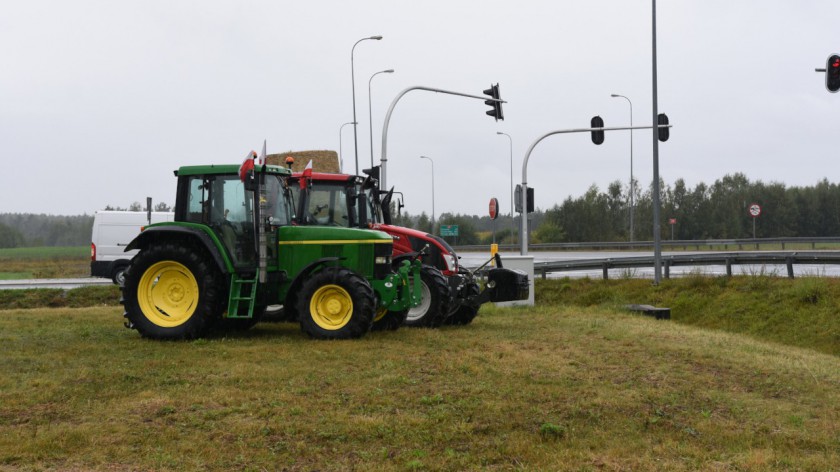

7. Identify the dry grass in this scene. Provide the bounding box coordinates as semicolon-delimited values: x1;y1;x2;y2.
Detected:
1;303;838;470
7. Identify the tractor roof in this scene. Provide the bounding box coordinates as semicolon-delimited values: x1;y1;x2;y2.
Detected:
174;164;291;177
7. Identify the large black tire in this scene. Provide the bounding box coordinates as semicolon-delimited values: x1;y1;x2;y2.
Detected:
445;281;480;325
121;242;225;340
403;265;452;328
296;268;376;339
371;307;408;331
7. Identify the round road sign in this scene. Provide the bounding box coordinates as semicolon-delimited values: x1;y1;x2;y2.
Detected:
749;203;761;217
489;197;499;220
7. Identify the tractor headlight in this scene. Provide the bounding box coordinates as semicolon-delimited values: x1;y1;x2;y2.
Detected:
442;254;457;272
375;256;391;265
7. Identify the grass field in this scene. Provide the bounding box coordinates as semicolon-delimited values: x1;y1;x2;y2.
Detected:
2;299;839;470
0;246;89;280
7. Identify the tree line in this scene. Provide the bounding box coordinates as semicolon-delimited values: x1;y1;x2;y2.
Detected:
0;201;170;248
394;173;840;245
3;175;838;248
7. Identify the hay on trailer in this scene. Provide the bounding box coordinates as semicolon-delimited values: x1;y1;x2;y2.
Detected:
266;150;340;173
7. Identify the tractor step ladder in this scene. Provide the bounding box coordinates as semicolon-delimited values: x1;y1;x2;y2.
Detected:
227;270;259;319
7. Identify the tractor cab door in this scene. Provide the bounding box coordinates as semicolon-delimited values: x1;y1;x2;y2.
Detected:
185;174;256;267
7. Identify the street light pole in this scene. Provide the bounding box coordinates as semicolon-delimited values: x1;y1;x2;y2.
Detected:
368;69;394;169
496;131;515;244
338;121;356;173
611;94;634;242
419;155;435;233
651;0;663;284
351;35;382;175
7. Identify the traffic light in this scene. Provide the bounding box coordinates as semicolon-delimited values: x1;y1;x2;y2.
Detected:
514;185;534;213
483;84;504;121
657;113;670;142
827;54;840;93
590;116;604;145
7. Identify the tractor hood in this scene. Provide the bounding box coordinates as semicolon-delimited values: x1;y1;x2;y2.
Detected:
278;225;392;244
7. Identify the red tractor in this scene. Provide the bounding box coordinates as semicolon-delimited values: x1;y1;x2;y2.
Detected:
287;166;528;327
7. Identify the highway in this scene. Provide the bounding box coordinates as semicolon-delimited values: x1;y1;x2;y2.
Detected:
2;249;840;291
0;278;113;290
460;250;840;279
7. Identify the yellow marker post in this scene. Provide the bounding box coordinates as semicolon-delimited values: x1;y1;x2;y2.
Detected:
490;243;499;266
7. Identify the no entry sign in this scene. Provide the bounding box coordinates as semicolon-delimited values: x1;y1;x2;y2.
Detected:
489;197;499;220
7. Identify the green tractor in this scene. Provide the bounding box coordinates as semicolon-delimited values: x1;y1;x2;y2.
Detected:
120;161;422;340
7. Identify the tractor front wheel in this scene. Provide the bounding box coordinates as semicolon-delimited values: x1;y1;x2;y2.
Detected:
297;268;375;339
403;265;452;328
371;307;408;331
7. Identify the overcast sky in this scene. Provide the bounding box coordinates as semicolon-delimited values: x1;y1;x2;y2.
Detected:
2;1;838;219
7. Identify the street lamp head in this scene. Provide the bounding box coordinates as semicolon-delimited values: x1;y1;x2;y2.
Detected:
610;93;620;97
496;131;504;135
370;35;383;40
383;69;394;73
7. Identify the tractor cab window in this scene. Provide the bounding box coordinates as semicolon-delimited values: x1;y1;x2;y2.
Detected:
264;175;294;227
304;182;350;227
186;175;255;266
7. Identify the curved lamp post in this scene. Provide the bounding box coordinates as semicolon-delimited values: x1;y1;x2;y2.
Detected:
419;155;435;233
368;69;394;168
351;35;383;175
611;93;634;242
338;121;356;172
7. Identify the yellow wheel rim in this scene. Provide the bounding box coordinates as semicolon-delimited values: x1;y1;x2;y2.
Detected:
373;307;388;322
309;284;353;330
137;261;199;328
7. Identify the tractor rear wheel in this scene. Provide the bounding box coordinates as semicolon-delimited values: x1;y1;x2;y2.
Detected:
297;268;375;339
403;265;451;328
122;242;224;339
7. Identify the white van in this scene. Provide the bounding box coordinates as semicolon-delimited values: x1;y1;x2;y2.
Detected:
90;210;175;284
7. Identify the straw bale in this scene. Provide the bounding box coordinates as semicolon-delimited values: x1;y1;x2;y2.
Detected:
266;150;340;173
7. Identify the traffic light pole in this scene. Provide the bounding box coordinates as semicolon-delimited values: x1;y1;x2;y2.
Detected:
518;123;672;256
379;86;505;192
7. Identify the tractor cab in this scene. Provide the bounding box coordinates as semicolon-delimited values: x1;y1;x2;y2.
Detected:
174;164;294;268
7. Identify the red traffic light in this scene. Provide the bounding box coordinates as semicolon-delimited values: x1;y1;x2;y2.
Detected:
827;54;840;93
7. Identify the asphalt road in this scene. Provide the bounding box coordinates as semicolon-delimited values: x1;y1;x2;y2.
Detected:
0;278;113;290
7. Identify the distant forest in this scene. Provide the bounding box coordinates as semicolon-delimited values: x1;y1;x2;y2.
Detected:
1;174;839;248
0;201;172;249
394;173;840;245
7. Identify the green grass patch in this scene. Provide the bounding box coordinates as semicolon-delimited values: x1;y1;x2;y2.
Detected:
1;305;838;470
0;246;89;279
537;275;840;356
0;246;88;259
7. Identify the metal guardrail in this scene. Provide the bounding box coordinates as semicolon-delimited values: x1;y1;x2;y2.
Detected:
0;278;113;290
532;251;840;280
454;236;840;253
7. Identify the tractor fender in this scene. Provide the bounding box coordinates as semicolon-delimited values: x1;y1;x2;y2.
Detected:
284;257;344;305
125;225;233;274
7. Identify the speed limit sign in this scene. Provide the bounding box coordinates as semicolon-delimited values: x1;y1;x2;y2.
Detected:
748;203;761;217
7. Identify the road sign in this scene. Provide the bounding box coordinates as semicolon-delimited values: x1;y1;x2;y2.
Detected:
440;225;459;237
489;197;499;220
668;218;676;225
749;203;761;217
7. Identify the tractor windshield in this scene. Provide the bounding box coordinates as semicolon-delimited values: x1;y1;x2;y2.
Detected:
184;172;293;266
291;180;379;228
